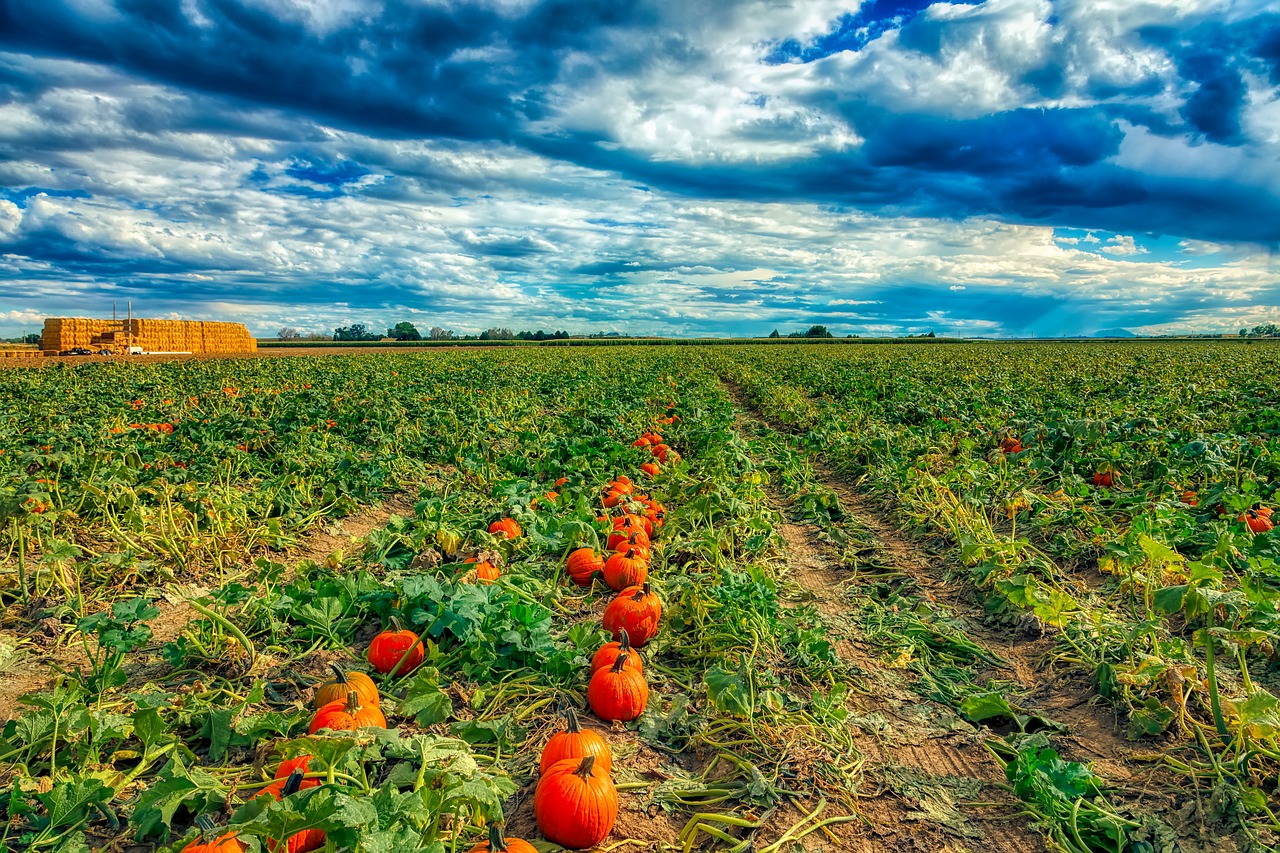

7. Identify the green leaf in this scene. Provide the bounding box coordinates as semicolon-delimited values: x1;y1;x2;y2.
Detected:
1152;585;1188;615
706;662;754;716
129;757;226;839
38;778;113;831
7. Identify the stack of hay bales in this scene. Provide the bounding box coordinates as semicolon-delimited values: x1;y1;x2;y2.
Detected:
40;318;257;355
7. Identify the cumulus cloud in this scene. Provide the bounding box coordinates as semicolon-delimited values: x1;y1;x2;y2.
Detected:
0;1;1279;337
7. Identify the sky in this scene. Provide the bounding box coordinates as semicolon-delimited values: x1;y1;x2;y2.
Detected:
1;0;1279;339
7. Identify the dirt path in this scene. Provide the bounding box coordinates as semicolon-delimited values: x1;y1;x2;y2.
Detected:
724;405;1048;852
720;379;1218;850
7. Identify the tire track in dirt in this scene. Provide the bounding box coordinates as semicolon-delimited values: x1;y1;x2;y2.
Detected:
720;379;1210;849
726;405;1049;853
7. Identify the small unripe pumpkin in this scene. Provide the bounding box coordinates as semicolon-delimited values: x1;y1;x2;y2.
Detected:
534;755;618;849
540;706;612;774
588;653;648;722
313;663;379;710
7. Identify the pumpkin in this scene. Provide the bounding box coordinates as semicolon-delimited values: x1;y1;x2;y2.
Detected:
554;476;569;488
534;755;618;849
309;691;387;734
999;436;1022;454
257;755;319;800
366;624;425;675
618;582;662;621
313;663;379;710
489;518;522;539
588;653;648;722
650;444;672;463
1242;509;1275;534
566;548;605;587
602;548;648;592
1093;470;1114;488
640;462;660;477
1181;489;1198;506
591;629;643;675
540;706;612;774
604;479;633;497
186;818;247;853
467;824;539;853
603;585;660;646
463;557;501;584
632;437;652;448
607;529;650;554
601;490;627;509
266;772;326;853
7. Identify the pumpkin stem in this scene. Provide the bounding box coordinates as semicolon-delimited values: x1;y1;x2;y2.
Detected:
487;823;509;853
195;815;220;838
642;582;651;595
328;662;349;683
563;705;582;733
281;769;304;797
574;754;596;778
618;629;631;652
610;652;630;673
344;690;361;714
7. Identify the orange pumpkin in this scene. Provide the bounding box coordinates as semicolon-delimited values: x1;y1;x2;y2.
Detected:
313;663;379;710
266;772;326;853
640;462;660;477
540;707;612;774
602;548;648;592
607;529;650;554
591;629;643;675
366;625;424;675
257;756;319;800
603;584;661;647
1093;470;1114;488
463;557;501;584
588;654;648;722
309;691;387;734
467;824;538;853
1242;508;1274;534
488;518;522;539
566;548;605;587
186;818;247;853
534;756;618;849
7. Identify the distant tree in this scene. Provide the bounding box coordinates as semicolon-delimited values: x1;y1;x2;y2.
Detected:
333;323;379;341
480;327;515;341
768;329;780;339
23;333;40;345
1241;328;1250;337
303;332;333;341
1249;323;1280;338
804;325;833;338
277;327;301;341
429;326;456;341
387;321;422;341
925;330;936;338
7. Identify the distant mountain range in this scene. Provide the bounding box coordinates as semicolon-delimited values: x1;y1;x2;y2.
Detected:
1092;328;1137;338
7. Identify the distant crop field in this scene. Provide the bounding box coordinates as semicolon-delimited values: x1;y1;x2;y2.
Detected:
2;342;1278;852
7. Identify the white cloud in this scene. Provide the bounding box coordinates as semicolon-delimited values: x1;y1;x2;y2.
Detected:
1098;235;1145;255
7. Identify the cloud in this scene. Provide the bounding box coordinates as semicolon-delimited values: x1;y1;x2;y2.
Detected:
0;1;1279;337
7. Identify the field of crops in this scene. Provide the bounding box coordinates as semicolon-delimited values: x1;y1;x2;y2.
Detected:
1;342;1278;853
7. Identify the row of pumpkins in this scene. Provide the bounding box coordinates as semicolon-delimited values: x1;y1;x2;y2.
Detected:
189;426;678;853
536;427;676;849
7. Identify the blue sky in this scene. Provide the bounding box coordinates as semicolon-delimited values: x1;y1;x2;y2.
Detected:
1;0;1278;339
